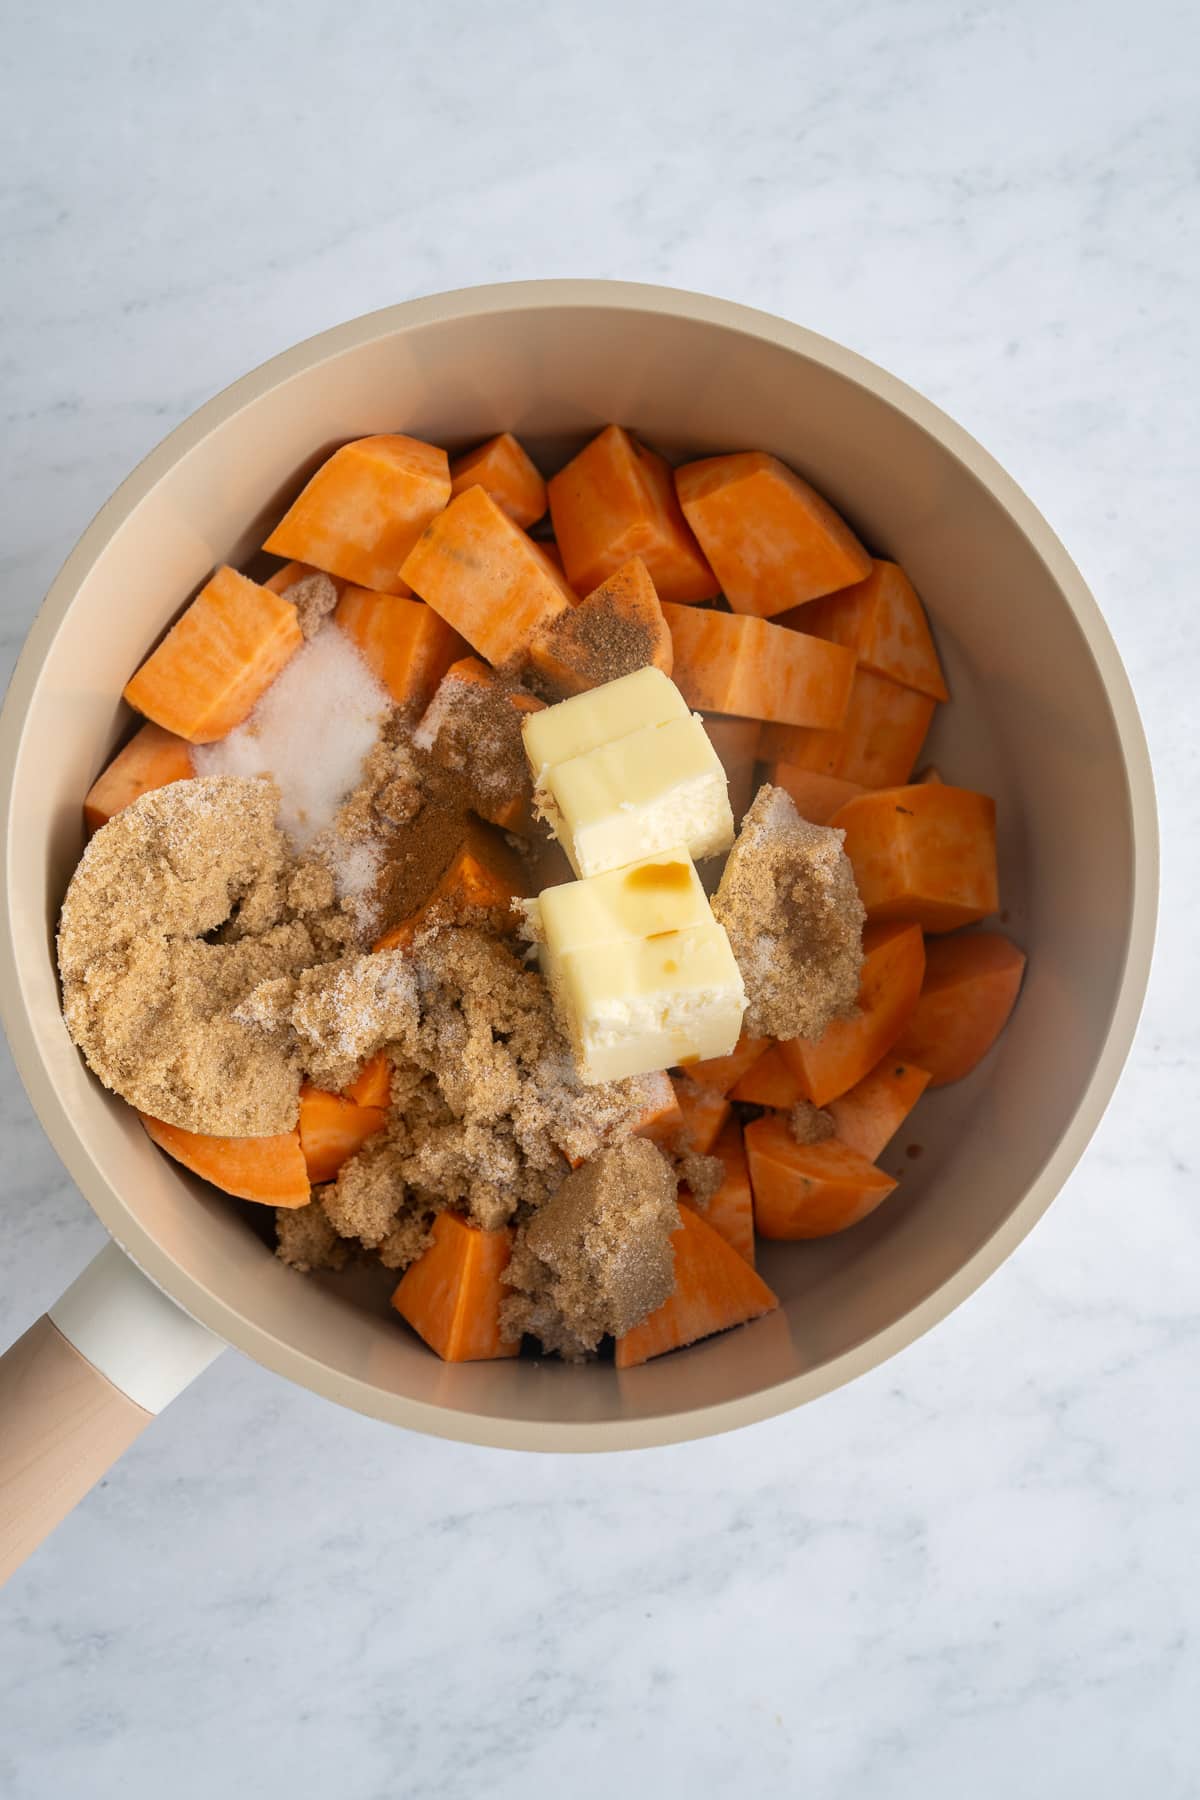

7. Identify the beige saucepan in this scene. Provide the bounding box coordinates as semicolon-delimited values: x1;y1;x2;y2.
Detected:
0;282;1157;1582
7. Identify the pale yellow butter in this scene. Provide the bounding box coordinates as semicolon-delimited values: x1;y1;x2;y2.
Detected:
537;848;711;952
535;848;746;1084
522;665;687;784
543;714;733;878
551;925;746;1085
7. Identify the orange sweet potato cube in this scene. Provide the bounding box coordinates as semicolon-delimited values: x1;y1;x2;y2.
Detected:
745;1115;897;1238
528;557;673;695
123;565;303;744
826;1057;931;1160
264;434;450;595
402;486;572;667
893;932;1026;1086
392;1213;519;1362
450;432;547;530
548;425;719;605
663;603;855;729
781;921;925;1107
335;587;466;714
769;764;866;824
831;783;998;933
298;1086;388;1184
681;1117;757;1265
84;722;195;834
140;1114;310;1208
672;1076;732;1155
675;451;871;618
729;1043;803;1108
614;1205;778;1368
779;559;948;701
761;669;936;788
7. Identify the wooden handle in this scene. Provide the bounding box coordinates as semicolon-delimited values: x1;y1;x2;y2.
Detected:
0;1315;152;1585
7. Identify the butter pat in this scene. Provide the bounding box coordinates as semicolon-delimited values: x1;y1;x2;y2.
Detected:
538;850;712;954
522;665;688;784
552;927;747;1084
547;715;733;877
536;848;746;1084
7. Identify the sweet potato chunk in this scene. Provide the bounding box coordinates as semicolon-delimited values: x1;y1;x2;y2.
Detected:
894;932;1026;1085
729;1044;803;1107
675;451;871;617
123;566;303;744
781;921;925;1107
769;764;865;824
84;723;195;834
392;1213;519;1362
629;1070;686;1149
663;604;855;729
548;425;719;604
832;783;998;932
343;1051;391;1109
746;1114;897;1238
826;1057;931;1160
450;431;547;529
682;1031;772;1097
335;587;465;713
528;557;673;695
780;559;948;701
614;1204;778;1367
140;1114;310;1208
672;1076;732;1155
265;434;451;595
402;485;572;667
264;560;356;599
761;670;935;788
297;1085;388;1184
682;1118;756;1265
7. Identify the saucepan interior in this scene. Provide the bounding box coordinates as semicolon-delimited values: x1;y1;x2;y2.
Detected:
0;283;1156;1449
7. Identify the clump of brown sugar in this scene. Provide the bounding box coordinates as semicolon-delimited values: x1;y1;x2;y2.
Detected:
282;571;340;639
321;929;670;1262
712;783;865;1040
678;1148;726;1207
57;777;317;1135
275;1196;352;1272
237;949;419;1091
501;1139;679;1359
789;1100;835;1146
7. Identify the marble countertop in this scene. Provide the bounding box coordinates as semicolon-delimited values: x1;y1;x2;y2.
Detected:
1;0;1196;1794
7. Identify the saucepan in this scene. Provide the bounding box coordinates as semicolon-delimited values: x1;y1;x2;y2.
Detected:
0;281;1157;1582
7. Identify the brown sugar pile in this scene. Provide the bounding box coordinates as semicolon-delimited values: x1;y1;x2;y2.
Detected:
57;777;318;1135
500;1139;679;1358
712;783;865;1040
532;590;657;691
236;949;419;1091
282;571;340;640
789;1100;835;1146
412;665;537;828
275;1197;352;1273
305;928;668;1264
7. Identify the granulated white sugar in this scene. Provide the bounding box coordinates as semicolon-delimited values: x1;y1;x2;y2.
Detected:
195;624;389;851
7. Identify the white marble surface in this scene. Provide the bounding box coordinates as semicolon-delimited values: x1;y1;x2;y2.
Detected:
1;0;1197;1793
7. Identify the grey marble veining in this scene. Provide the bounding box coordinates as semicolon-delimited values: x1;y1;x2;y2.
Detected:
1;0;1197;1794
